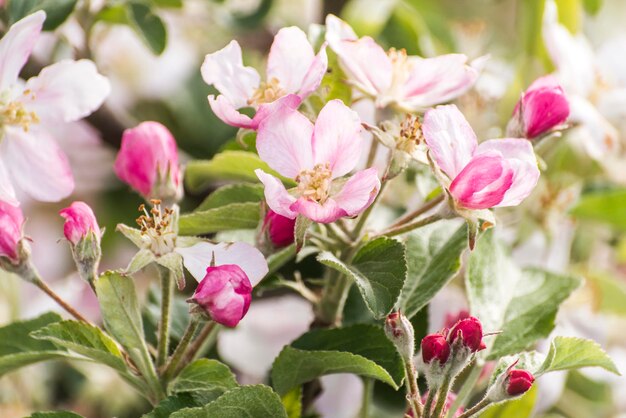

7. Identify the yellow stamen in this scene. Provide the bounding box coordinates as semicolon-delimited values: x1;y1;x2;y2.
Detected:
296;163;333;203
248;78;286;106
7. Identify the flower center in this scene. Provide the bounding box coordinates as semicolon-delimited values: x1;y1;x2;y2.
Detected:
248;78;285;106
0;93;39;132
296;163;332;203
397;114;424;154
136;199;176;256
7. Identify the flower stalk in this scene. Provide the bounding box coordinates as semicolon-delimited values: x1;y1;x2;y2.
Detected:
157;265;174;367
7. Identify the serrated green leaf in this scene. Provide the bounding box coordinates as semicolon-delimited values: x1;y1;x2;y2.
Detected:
271;324;404;395
128;1;167;55
0;312;68;376
185;151;294;193
96;271;157;386
9;0;78;31
31;320;126;372
537;337;620;376
468;231;581;359
178;202;261;235
27;412;85;418
399;222;467;318
143;394;203;418
196;183;264;211
570;189;626;230
171;385;287;418
318;237;407;318
169;359;237;396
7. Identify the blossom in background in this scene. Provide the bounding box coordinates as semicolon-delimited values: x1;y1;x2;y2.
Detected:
114;121;182;202
0;11;110;205
325;14;481;111
0;199;24;263
507;75;570;139
423;105;539;211
254;99;380;223
201;27;327;129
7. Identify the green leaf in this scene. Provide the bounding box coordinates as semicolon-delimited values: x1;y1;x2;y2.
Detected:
582;0;602;15
570;189;626;230
169;359;237;397
399;222;467;319
128;1;167;55
281;386;302;418
171;385;287;418
479;386;537;418
178;202;261;235
144;394;203;418
96;271;156;385
0;312;71;376
266;244;296;276
196;183;264;211
318;237;407;318
294;215;311;252
95;4;128;24
536;337;620;376
31;320;126;372
588;273;626;316
185;151;294;193
8;0;78;31
468;231;581;359
150;0;183;7
271;324;404;395
28;412;85;418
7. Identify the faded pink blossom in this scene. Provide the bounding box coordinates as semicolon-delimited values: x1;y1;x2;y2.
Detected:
509;75;570;139
424;105;540;210
59;201;101;245
114;121;181;201
0;11;110;205
263;210;295;247
325;15;481;111
0;200;23;262
254;100;381;224
201;27;327;130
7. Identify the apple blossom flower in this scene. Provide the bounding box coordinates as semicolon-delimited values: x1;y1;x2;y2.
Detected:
254;99;381;224
114;121;182;203
423;105;540;211
263;209;296;247
0;11;110;205
59;202;101;246
0;200;24;263
508;75;570;139
325;15;481;111
201;27;327;130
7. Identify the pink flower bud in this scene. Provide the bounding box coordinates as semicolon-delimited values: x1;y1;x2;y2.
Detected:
384;311;415;361
510;75;569;139
448;316;486;353
59;201;101;245
189;264;253;327
263;210;295;247
114;122;182;202
506;369;535;396
0;201;24;263
421;334;450;365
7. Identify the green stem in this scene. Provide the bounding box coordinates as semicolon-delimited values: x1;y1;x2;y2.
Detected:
352;180;387;240
32;277;90;323
360;378;373;418
456;398;490;418
405;362;424;418
423;389;437;418
157;266;174;367
373;214;442;239
316;270;350;326
431;374;452;418
180;320;217;369
389;195;444;229
445;363;483;418
161;318;200;381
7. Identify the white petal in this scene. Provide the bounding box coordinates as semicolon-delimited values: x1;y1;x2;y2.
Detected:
267;27;315;94
0;157;18;205
0;11;44;91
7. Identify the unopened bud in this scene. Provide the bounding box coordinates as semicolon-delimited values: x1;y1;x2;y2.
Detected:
449;316;486;353
421;334;450;365
59;202;102;285
0;200;24;264
385;311;415;361
506;369;535;396
263;210;295;247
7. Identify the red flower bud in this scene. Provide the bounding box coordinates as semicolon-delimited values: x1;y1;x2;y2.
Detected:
421;334;450;365
506;369;534;396
59;201;101;245
0;200;24;263
263;210;295;247
448;316;485;352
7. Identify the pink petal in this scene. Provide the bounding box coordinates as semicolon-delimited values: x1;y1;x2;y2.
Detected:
333;168;381;217
59;201;101;245
312;99;362;177
201;40;260;109
400;54;479;109
334;36;392;96
2;126;74;202
0;159;18;206
176;241;269;286
0;199;24;262
515;75;570;138
423;105;477;180
255;169;297;219
298;43;329;98
477;139;540;207
267;27;316;94
449;152;514;210
290;197;346;224
251;94;302;129
22;59;110;124
325;14;358;45
208;95;256;129
0;11;44;91
256;105;313;178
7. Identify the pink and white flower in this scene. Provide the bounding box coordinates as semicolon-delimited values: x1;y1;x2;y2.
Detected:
508;75;570;139
114;121;182;202
201;27;327;130
59;201;101;246
325;15;481;111
0;199;24;263
424;105;539;210
254;100;381;224
0;11;110;205
176;241;269;327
